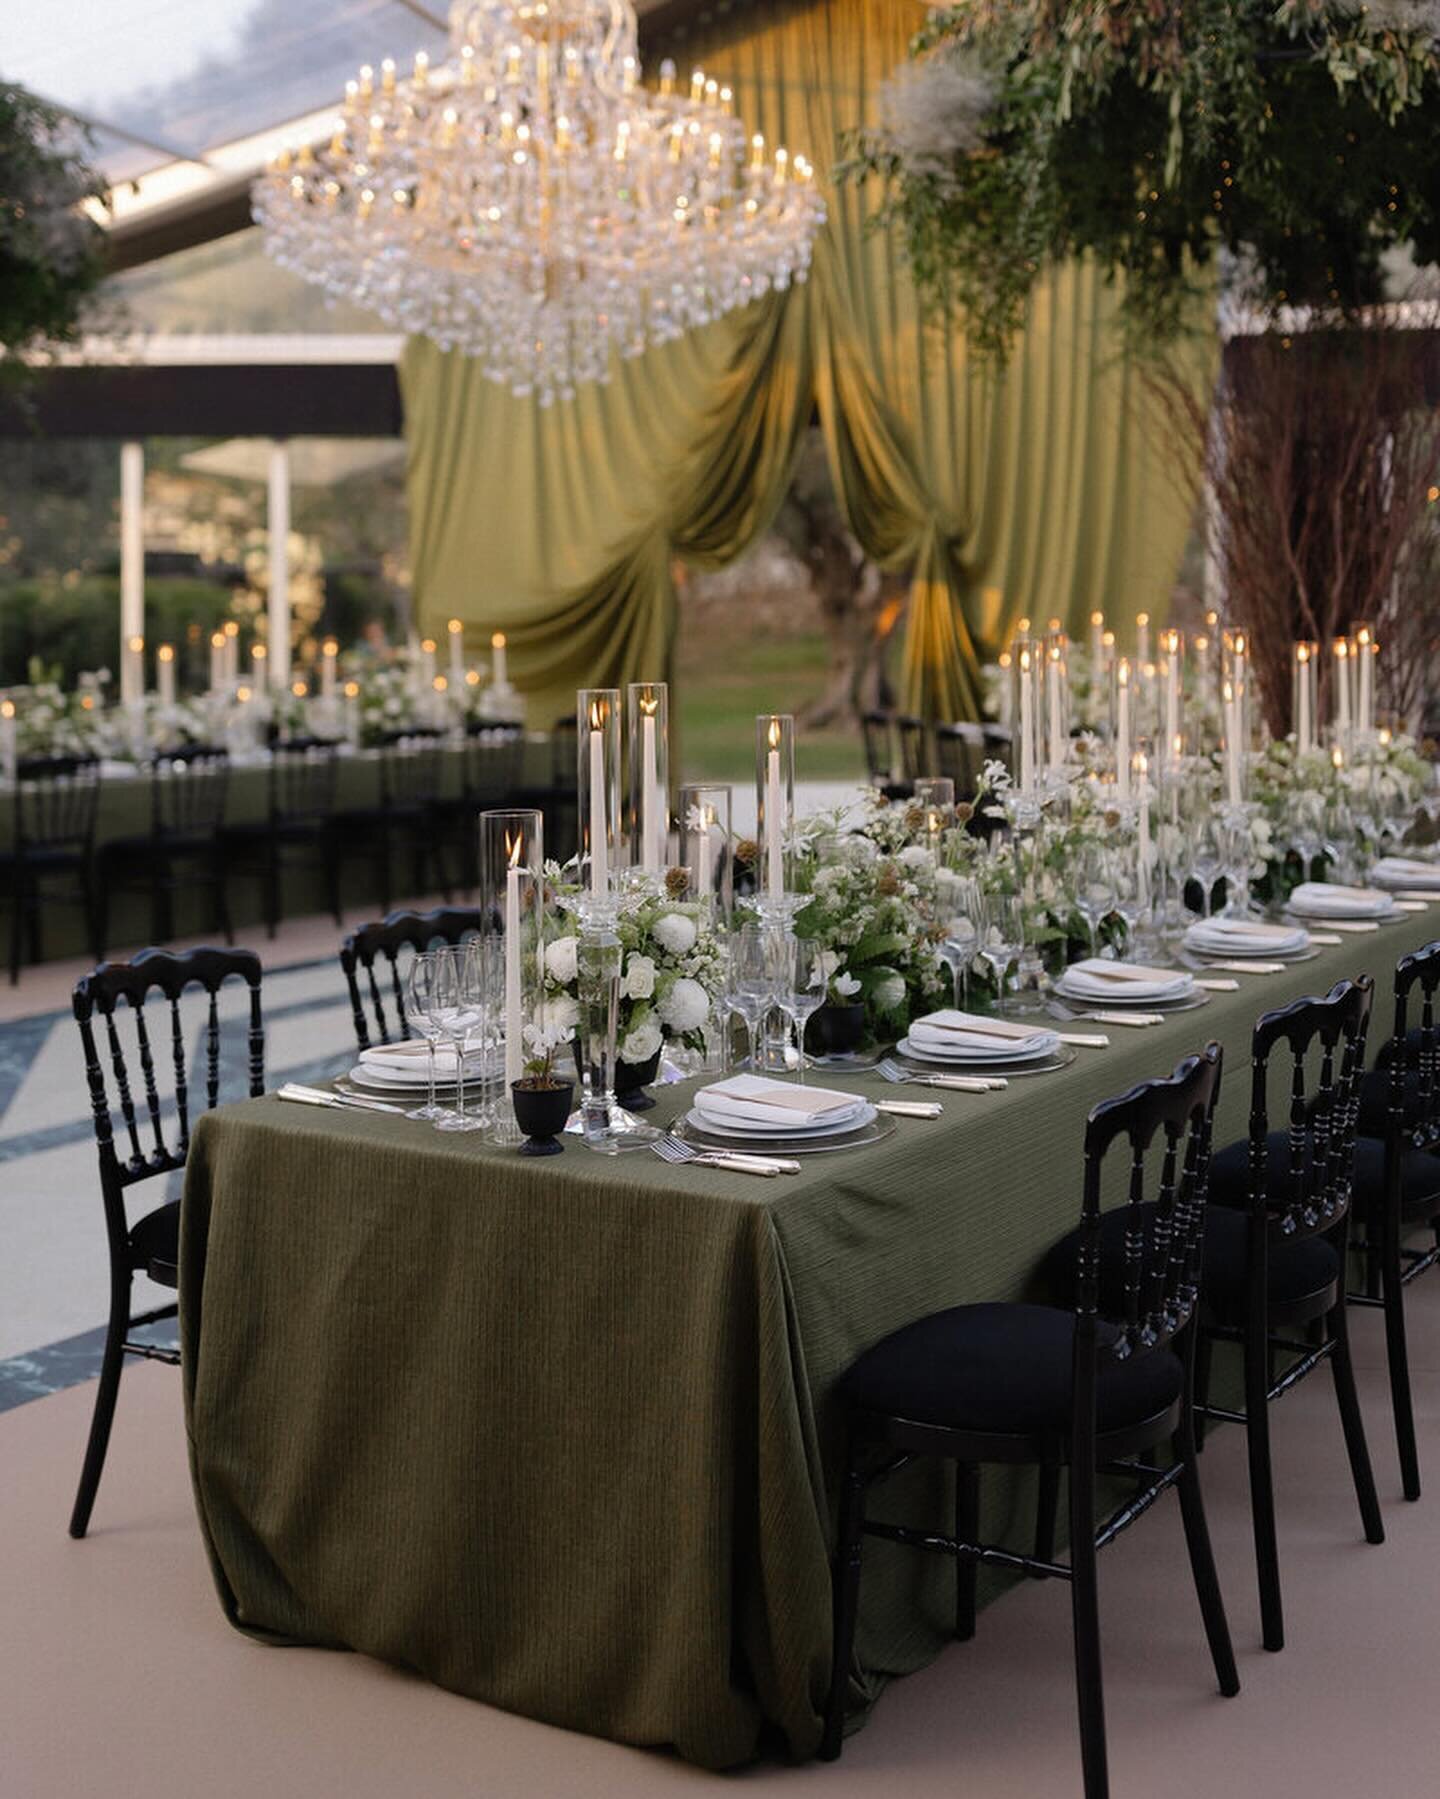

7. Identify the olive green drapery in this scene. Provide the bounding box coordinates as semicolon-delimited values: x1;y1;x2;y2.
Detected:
402;0;1206;728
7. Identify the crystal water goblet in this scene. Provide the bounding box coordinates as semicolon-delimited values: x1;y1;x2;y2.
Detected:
778;936;827;1081
939;875;982;1011
978;893;1024;1018
403;952;453;1124
727;924;777;1074
428;943;486;1133
1073;843;1116;958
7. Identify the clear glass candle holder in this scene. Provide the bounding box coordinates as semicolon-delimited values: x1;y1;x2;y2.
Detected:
577;688;621;898
679;782;733;920
755;713;795;904
479;808;544;1146
627;681;670;876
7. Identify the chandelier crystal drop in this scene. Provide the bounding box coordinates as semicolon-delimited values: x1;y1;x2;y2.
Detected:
253;0;825;406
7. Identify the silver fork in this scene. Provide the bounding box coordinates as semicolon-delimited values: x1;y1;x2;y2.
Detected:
876;1057;1003;1093
651;1133;792;1176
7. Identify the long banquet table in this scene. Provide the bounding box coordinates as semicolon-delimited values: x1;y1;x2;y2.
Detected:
0;737;554;961
179;909;1439;1768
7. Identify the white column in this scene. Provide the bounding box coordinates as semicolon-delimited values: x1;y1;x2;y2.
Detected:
267;440;292;691
119;441;145;703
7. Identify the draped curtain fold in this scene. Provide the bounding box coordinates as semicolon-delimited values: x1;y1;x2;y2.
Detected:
402;0;1209;730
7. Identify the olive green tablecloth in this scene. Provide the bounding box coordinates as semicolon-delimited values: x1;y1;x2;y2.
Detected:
179;911;1439;1768
0;739;552;960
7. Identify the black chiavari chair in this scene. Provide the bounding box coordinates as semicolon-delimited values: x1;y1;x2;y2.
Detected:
442;722;526;889
69;946;265;1537
221;736;341;937
3;753;101;983
514;714;578;866
340;905;483;1050
934;721;985;796
1198;979;1384;1650
331;728;448;915
97;746;231;952
1346;942;1440;1500
823;1044;1234;1799
860;711;914;800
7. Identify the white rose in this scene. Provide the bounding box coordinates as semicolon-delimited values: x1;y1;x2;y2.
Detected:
873;972;907;1013
540;994;578;1040
651;912;698;956
658;976;710;1034
544;934;578;985
622;953;656;1000
619;1017;663;1064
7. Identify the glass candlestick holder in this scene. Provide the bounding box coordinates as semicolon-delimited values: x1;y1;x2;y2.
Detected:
680;782;733;922
479;807;544;1146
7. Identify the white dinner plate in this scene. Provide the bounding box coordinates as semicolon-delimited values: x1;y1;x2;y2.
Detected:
685;1101;876;1141
1052;977;1196;1009
899;1033;1058;1065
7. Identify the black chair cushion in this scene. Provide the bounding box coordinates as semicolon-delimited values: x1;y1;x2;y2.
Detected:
129;1200;179;1286
1043;1203;1339;1328
1350;1136;1440;1219
840;1302;1183;1438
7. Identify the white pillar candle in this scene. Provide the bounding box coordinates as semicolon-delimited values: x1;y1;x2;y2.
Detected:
0;700;16;781
1295;643;1314;754
321;639;338;701
1333;639;1352;737
267;440;291;691
448;619;465;683
1116;659;1132;801
156;644;176;706
505;837;524;1091
641;704;660;872
698;806;714;900
766;719;784;901
1089;610;1105;670
1224;680;1242;806
209;631;226;694
1135;612;1150;667
588;712;609;895
1046;646;1065;770
1018;647;1036;792
1136;757;1151;909
492;632;508;688
1356;627;1375;733
119;442;145;705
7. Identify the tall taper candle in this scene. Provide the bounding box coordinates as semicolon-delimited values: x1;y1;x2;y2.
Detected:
448;618;465;684
156;643;176;706
321;638;338;701
588;706;609;895
765;718;784;901
492;632;508;689
505;832;524;1091
1116;658;1132;801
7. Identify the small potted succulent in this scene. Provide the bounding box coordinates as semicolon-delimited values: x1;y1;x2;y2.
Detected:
510;1024;574;1157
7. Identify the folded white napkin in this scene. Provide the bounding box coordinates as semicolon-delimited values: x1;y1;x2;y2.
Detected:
1288;882;1395;919
1184;918;1310;957
908;1010;1058;1059
695;1074;864;1131
1373;857;1440;892
1058;958;1194;1002
357;1042;484;1080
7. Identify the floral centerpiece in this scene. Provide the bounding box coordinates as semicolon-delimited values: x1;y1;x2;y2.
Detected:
346;661;424;746
7;682;104;760
540;873;725;1069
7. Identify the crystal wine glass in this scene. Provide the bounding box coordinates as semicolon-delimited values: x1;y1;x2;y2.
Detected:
727;924;776;1074
939;874;982;1011
978;893;1024;1018
428;943;487;1133
403;951;453;1124
1189;815;1224;919
778;936;827;1081
1073;843;1116;959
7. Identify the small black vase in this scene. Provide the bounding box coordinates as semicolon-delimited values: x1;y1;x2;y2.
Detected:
806;1002;867;1058
614;1049;661;1112
511;1080;574;1156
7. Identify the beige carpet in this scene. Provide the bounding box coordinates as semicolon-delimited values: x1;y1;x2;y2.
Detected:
5;1294;1440;1798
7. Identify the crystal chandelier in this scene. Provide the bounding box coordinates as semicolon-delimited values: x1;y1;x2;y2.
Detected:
253;1;825;406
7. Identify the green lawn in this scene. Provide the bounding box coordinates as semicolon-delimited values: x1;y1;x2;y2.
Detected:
675;632;866;784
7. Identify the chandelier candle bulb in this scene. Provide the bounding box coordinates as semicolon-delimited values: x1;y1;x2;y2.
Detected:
448;619;465;682
156;644;176;707
491;633;508;689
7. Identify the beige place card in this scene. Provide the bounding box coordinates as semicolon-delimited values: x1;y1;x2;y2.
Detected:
708;1076;853;1115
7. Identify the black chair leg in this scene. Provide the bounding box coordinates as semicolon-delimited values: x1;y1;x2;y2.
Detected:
1034;1461;1060;1577
820;1446;868;1762
1172;1424;1240;1697
69;1280;129;1538
1067;1449;1108;1799
1243;1325;1285;1653
955;1461;978;1640
1328;1297;1386;1545
1380;1214;1421;1501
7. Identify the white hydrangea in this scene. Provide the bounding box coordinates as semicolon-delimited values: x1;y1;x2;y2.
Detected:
620;1017;663;1064
651;912;698;956
544;934;578;985
622;954;656;1000
897;844;934;869
873;972;907;1013
539;994;578;1041
658;976;710;1034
